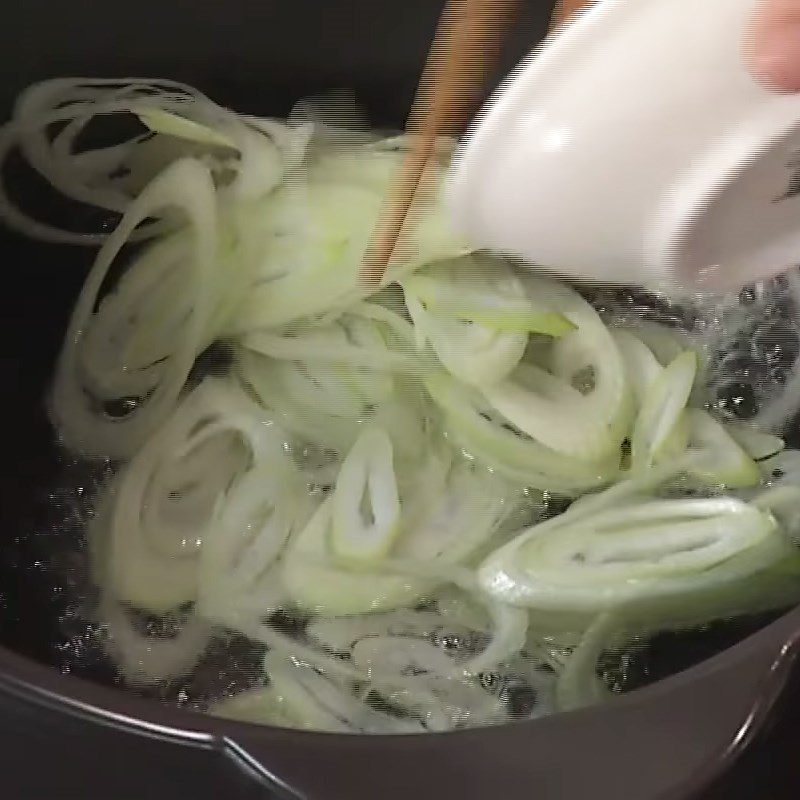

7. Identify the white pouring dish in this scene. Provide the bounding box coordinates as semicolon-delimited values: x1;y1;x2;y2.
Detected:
447;0;800;293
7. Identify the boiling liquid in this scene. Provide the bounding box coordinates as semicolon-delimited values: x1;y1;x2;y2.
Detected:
6;276;800;732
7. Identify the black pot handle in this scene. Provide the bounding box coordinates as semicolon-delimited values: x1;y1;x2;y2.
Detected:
219;607;800;800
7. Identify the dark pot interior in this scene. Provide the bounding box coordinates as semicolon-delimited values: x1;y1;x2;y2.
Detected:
1;2;800;799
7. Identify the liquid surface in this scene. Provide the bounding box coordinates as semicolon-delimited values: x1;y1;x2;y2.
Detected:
3;279;795;731
2;80;800;735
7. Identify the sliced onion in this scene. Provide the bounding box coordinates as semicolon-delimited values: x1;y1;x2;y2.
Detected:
403;255;573;335
331;428;401;566
284;453;514;616
427;371;620;494
306;609;456;654
283;499;433;615
50;157;218;459
612;329;662;408
460;603;529;677
483;362;622;462
136;107;237;149
630;350;697;472
12;78;800;737
263;653;423;734
208;685;296;727
726;423;785;461
555;612;617;712
0;79;225;243
230;162;470;332
103;379;285;612
479;497;784;612
99;595;212;687
196;460;311;622
406;291;527;387
685;409;760;488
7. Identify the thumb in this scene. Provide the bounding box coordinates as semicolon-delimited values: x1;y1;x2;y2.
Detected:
746;0;800;91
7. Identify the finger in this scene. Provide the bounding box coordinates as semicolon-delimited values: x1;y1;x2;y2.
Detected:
551;0;591;29
746;0;800;91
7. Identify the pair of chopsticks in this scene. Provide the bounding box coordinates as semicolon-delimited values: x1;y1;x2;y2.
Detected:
360;0;591;287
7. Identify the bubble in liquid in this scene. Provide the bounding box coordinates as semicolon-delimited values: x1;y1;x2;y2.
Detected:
716;353;760;382
752;320;799;370
715;381;759;420
102;397;139;418
499;675;538;718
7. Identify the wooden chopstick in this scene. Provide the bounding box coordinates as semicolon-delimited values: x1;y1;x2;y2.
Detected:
360;0;521;287
551;0;592;29
360;0;592;288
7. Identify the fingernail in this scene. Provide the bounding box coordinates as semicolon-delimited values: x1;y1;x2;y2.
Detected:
750;22;800;91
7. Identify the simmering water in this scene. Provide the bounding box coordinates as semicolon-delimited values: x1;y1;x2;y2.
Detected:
4;277;800;730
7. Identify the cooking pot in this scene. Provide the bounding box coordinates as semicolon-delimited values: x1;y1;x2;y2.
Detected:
1;2;800;798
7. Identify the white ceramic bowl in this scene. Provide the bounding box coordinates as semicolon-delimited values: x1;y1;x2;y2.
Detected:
447;0;800;292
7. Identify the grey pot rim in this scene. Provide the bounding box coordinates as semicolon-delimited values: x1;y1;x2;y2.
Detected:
0;602;799;800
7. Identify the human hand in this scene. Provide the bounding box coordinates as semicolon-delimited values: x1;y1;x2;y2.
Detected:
553;1;800;92
748;0;800;90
